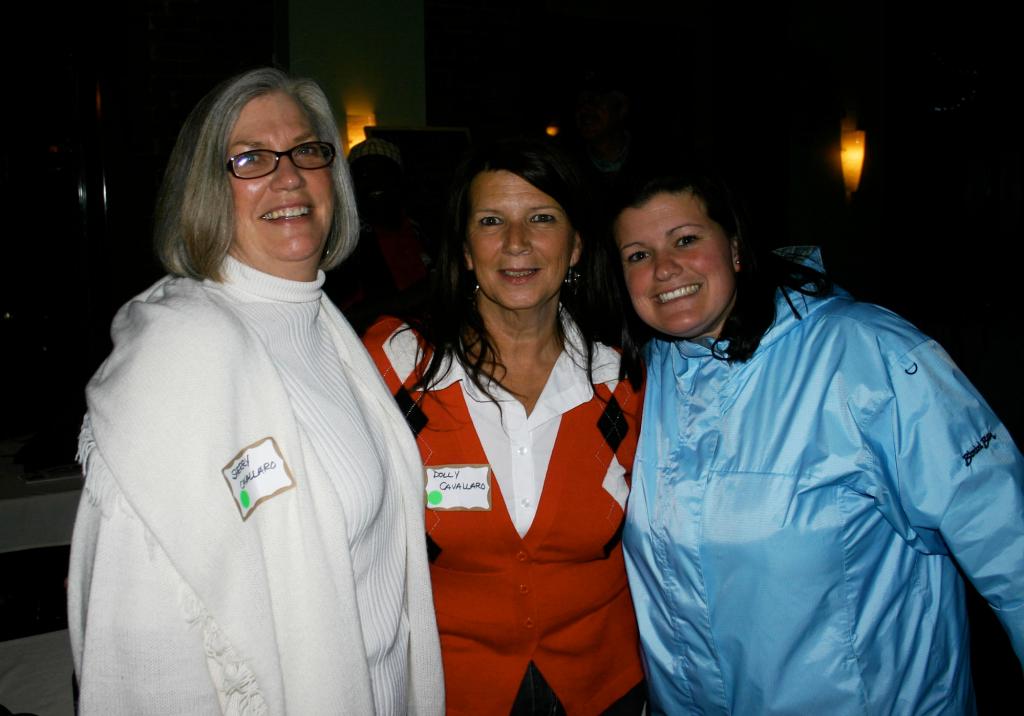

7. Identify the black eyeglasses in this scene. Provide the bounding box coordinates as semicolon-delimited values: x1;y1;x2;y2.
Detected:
226;141;336;179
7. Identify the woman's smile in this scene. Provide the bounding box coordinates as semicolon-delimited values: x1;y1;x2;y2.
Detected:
656;283;701;303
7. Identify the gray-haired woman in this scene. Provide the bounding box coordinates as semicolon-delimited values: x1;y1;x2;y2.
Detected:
67;67;443;715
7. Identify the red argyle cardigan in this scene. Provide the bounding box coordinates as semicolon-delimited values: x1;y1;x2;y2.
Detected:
364;318;644;715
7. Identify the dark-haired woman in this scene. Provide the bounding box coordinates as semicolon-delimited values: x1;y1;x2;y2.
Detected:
611;173;1024;714
364;138;646;714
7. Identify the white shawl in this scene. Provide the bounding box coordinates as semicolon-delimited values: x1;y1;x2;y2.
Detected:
69;274;443;714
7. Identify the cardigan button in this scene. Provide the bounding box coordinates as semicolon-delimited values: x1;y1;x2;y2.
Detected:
516;550;528;562
519;584;530;594
524;617;534;629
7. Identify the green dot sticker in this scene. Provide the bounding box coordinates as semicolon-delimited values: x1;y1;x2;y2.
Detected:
240;490;251;509
427;490;443;506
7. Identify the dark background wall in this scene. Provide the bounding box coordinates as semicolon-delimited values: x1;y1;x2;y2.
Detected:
1;0;1020;707
3;0;288;461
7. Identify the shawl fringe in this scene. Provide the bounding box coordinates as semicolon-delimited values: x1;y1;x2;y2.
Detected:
180;585;269;715
77;415;125;518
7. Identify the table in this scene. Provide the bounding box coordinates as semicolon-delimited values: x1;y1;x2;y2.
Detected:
0;438;82;555
0;438;80;715
0;629;74;715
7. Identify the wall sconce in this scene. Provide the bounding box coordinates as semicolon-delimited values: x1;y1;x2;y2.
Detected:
545;123;560;137
345;113;376;153
840;119;866;198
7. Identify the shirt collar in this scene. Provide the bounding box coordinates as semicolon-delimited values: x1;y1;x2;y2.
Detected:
431;312;621;400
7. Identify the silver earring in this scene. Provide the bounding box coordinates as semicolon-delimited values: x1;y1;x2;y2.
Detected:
563;266;579;295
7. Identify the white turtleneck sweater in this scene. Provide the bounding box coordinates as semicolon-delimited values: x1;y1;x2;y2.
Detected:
219;257;409;714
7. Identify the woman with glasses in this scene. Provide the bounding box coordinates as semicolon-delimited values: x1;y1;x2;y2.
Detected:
67;67;443;714
364;137;647;715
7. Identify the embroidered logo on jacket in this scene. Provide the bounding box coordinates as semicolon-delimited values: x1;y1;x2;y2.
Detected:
962;431;996;467
222;437;296;520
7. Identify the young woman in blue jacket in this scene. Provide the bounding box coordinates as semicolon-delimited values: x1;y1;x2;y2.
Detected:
610;171;1024;714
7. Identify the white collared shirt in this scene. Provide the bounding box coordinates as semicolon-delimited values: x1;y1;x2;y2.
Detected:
423;319;621;537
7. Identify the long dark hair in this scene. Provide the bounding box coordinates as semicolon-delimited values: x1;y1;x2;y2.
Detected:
611;170;831;365
409;136;642;397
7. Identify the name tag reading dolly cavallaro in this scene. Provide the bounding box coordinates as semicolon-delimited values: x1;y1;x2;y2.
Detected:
424;465;491;510
222;437;296;520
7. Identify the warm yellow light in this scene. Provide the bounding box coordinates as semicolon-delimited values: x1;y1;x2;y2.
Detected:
345;113;376;152
840;129;866;196
545;124;560;137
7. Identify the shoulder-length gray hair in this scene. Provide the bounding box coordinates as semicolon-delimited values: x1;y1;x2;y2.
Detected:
154;67;359;280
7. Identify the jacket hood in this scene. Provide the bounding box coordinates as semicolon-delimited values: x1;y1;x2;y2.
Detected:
660;245;843;361
750;246;849;353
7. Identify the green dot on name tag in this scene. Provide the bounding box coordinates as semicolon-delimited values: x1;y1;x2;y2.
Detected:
427;490;443;505
240;490;251;509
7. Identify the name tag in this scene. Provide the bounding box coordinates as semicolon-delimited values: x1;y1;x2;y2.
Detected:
425;464;491;510
222;437;296;520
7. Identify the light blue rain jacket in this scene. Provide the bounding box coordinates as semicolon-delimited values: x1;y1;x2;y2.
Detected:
623;250;1024;715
